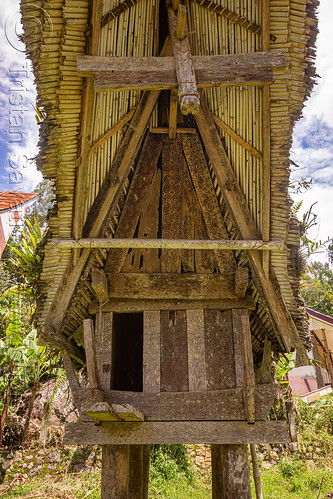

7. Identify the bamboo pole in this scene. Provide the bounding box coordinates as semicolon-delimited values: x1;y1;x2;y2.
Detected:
49;237;285;250
250;444;263;499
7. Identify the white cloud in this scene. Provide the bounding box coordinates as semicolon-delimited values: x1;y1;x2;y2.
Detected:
0;0;41;192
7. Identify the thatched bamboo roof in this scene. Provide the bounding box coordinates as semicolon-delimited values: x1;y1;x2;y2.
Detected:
21;0;319;364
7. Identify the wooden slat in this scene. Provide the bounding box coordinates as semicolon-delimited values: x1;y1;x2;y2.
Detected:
64;420;289;445
235;266;249;298
195;99;306;355
143;311;160;393
83;319;98;389
187;310;207;391
260;336;272;384
107;272;236;300
169;89;178;139
161;311;188;392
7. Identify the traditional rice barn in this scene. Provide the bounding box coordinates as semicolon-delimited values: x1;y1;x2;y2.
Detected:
21;0;318;496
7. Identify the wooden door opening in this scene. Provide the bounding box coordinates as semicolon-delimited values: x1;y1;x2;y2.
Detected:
111;312;143;392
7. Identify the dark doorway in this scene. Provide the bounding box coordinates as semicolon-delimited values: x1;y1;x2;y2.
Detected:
111;312;143;392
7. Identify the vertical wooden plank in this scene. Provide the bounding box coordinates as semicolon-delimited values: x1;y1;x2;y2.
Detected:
95;311;113;391
232;309;245;388
181;167;196;273
83;319;98;389
143;311;161;393
187;309;207;392
126;169;161;273
104;133;162;273
211;444;252;499
204;310;236;390
161;139;183;273
311;336;324;388
169;89;178;139
161;310;189;392
182;134;236;275
101;445;129;499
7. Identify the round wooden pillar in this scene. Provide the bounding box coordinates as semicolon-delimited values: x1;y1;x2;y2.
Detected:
211;444;252;499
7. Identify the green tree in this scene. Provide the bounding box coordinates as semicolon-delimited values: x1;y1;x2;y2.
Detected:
301;261;333;316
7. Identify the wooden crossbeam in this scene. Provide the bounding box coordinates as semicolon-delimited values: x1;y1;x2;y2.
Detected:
106;272;236;300
189;0;276;42
49;238;285;250
64;420;289;445
77;52;285;91
88;297;256;314
194;100;307;358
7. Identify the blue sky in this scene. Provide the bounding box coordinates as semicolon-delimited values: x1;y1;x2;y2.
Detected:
0;0;332;259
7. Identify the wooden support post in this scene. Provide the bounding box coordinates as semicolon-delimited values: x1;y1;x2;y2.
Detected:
322;329;333;385
168;7;200;114
101;445;129;499
250;443;263;499
95;311;113;391
83;319;98;389
211;444;252;499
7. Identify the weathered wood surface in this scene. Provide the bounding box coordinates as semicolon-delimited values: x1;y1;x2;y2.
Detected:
51;237;285;250
235;266;249;298
212;444;252;499
182;134;236;274
103;133;162;273
187;310;207;392
77;52;285;91
64;420;289;445
168;7;199;114
83;402;144;423
161;140;183;272
77;385;277;421
143;311;160;393
161;311;189;392
194;101;306;356
260;335;272;384
91;268;109;303
106;272;236;300
95;312;113;391
83;319;98;389
205;310;236;390
89;297;256;314
101;445;129;499
169;89;178;139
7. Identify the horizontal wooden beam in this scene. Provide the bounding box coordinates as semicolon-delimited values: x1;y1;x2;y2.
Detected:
49;238;285;251
106;272;236;300
78;384;277;422
77;52;285;91
64;420;289;445
88;297;256;314
150;127;197;134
